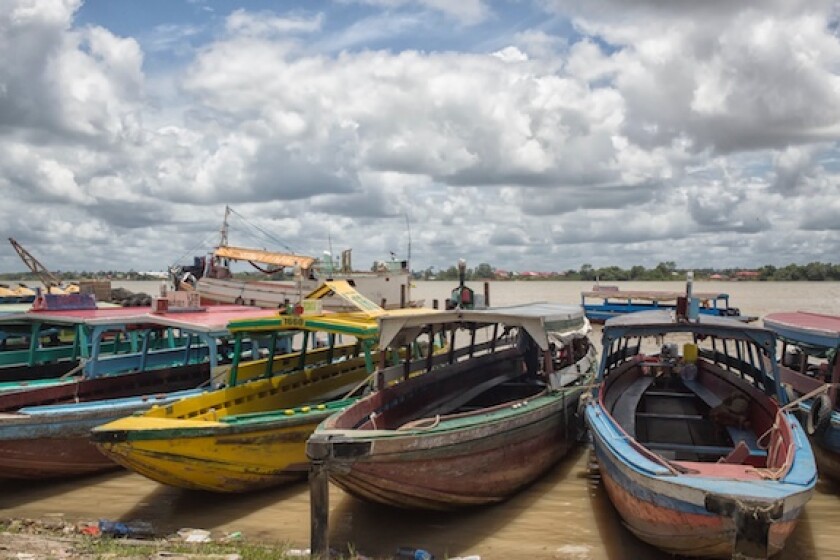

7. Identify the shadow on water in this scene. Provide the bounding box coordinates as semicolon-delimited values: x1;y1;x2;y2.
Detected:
328;443;590;559
0;468;126;509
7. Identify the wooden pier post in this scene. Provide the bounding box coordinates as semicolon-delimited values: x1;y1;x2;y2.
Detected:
432;299;439;309
400;284;406;308
309;440;330;558
484;282;490;307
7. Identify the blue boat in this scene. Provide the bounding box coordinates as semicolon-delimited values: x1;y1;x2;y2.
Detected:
581;285;756;324
764;311;840;481
585;307;815;558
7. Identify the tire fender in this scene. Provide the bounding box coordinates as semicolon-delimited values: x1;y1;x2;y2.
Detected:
807;394;832;436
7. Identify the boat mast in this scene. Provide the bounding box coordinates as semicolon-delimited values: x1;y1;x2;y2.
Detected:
219;205;231;248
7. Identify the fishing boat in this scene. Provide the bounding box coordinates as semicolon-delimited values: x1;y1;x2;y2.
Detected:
307;303;596;513
0;303;279;478
763;311;840;480
171;206;418;310
581;283;756;324
91;281;434;492
585;299;816;558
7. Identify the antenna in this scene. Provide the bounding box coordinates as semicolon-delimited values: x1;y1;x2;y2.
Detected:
404;213;412;263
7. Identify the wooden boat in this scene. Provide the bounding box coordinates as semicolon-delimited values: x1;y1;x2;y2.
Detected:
0;306;168;391
307;303;596;511
171;206;418;310
581;283;756;324
0;299;212;392
91;281;434;492
0;304;279;478
763;311;840;480
585;307;816;559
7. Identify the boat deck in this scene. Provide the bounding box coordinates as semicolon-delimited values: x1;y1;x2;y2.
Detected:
611;374;766;463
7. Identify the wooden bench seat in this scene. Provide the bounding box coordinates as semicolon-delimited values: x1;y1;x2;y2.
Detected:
682;378;763;454
646;441;766;458
610;376;654;437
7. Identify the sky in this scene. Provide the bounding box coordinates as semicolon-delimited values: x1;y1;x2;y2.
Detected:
1;0;839;275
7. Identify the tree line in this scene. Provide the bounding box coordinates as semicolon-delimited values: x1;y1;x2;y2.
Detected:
414;261;840;282
3;261;840;283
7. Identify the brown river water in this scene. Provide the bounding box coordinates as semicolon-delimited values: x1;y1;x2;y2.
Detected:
2;280;840;559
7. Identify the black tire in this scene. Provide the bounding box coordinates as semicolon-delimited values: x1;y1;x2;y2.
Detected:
806;394;832;436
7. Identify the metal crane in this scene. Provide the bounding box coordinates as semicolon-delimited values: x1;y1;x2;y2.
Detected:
8;237;63;292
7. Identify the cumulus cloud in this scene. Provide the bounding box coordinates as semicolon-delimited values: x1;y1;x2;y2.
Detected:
343;0;491;25
2;0;840;273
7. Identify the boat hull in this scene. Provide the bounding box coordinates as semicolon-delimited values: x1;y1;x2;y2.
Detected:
95;415;326;492
0;365;209;478
320;390;583;510
589;414;809;559
800;402;840;481
0;434;117;478
92;356;373;492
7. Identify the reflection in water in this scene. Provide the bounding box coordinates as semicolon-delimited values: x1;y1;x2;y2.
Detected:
2;282;840;558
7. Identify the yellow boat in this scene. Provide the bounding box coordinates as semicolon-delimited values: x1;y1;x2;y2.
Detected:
91;281;436;492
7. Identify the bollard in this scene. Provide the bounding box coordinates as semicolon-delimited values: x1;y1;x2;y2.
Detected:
309;440;330;558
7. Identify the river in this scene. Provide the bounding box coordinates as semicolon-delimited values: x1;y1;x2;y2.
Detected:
2;280;839;559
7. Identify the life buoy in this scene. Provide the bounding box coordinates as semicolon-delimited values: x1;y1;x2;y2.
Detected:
806;394;832;436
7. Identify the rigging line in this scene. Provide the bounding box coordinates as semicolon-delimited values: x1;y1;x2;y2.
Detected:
227;208;297;253
168;230;219;268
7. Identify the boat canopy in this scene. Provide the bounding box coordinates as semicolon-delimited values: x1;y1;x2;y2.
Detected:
764;311;840;352
378;302;588;352
603;310;776;350
581;289;729;303
214;245;316;270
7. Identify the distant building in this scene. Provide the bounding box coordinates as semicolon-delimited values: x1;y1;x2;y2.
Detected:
735;271;760;280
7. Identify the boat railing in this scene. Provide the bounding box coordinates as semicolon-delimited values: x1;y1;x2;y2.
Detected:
375;339;517;390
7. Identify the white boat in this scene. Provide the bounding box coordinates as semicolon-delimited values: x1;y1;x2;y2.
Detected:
171;207;419;311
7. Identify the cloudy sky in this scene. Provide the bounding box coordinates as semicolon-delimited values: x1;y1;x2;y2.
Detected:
2;0;839;275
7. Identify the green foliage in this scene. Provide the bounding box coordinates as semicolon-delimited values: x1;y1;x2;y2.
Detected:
4;261;840;284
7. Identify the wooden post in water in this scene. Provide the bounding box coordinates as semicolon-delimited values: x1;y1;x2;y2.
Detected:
400;284;406;308
484;282;490;307
309;440;330;558
432;299;439;309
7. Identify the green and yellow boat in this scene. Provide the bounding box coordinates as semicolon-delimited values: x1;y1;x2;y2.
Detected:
91;281;435;493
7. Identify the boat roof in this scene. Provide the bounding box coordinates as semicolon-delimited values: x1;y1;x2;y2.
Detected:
227;306;435;338
763;311;840;349
379;302;587;351
0;301;119;315
227;312;381;338
0;305;277;336
603;310;776;349
214;245;316;270
581;289;729;302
